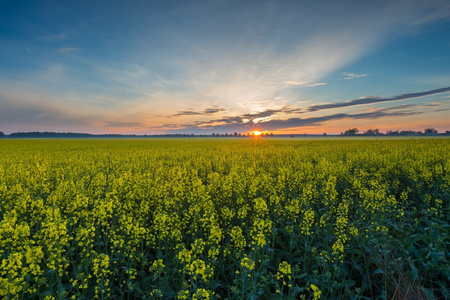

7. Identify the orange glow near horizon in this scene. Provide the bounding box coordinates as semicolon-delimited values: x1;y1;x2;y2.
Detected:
252;130;263;136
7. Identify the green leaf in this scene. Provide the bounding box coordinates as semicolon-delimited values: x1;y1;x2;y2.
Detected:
343;280;355;288
295;272;307;280
372;269;384;275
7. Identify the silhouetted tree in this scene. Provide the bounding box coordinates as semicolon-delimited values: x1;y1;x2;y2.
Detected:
445;130;450;135
270;133;274;137
0;132;4;138
342;128;359;135
386;130;399;135
233;132;238;137
364;129;380;135
323;132;327;136
424;128;438;134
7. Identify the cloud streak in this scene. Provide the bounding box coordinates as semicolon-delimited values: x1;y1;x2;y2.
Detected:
169;107;227;117
343;72;370;80
285;81;328;87
305;87;450;112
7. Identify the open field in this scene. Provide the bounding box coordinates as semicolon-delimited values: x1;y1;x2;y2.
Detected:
0;138;449;299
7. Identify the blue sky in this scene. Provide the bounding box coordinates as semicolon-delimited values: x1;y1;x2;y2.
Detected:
1;0;450;134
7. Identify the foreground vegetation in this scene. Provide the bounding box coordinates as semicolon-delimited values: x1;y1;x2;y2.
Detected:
0;138;449;299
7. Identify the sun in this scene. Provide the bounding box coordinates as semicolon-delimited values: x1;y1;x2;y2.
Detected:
252;130;263;136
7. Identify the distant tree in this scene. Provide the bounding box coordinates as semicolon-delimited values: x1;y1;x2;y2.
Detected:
343;128;359;136
364;129;380;135
445;130;450;135
212;133;215;136
323;132;327;136
225;133;228;136
424;128;438;134
289;134;295;138
233;132;238;137
386;130;399;135
238;133;242;137
400;130;422;135
0;132;4;138
270;133;274;137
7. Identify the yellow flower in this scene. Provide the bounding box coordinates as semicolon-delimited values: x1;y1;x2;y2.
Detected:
276;261;292;280
192;288;210;300
240;256;255;271
310;284;321;300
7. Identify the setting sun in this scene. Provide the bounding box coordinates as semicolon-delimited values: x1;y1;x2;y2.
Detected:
252;130;263;136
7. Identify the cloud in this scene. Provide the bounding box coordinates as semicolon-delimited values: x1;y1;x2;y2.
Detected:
169;107;227;117
169;105;430;133
159;87;450;133
306;82;327;87
285;81;308;85
343;72;370;80
306;87;450;112
57;47;82;53
285;81;327;87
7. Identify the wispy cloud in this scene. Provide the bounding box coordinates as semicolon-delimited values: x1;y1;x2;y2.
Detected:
285;81;308;85
169;107;227;117
343;72;370;80
285;81;327;87
306;87;450;112
57;47;82;53
306;82;327;87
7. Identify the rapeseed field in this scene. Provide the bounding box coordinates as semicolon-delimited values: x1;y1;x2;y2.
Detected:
0;138;448;299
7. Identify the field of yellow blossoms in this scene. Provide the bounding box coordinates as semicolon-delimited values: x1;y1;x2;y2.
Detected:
0;138;449;299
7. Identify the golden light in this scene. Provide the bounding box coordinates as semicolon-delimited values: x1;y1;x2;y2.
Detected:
252;130;263;136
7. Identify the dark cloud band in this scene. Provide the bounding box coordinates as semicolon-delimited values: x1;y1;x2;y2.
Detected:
306;87;450;112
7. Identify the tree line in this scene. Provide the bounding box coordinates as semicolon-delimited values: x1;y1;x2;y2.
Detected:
340;128;450;136
1;129;450;138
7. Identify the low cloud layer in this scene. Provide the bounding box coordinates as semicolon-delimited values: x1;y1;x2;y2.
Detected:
164;87;450;133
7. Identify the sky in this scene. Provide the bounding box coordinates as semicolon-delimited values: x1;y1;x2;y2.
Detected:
1;0;450;135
